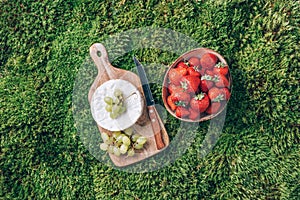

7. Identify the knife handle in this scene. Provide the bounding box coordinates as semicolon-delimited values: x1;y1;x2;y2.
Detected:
147;105;165;150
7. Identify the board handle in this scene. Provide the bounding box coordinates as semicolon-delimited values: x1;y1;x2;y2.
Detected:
89;43;117;79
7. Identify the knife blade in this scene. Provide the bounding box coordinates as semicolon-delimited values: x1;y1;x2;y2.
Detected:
133;57;165;150
133;57;155;107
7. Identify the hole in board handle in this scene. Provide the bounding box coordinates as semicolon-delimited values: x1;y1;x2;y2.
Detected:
97;51;101;57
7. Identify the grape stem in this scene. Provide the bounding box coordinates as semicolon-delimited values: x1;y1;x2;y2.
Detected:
124;91;138;100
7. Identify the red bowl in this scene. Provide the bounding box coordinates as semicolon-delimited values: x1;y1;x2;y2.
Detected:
162;48;232;122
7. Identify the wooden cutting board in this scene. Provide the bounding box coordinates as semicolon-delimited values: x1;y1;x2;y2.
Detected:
88;43;169;167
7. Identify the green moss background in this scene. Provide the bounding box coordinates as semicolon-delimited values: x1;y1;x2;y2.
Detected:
1;0;299;199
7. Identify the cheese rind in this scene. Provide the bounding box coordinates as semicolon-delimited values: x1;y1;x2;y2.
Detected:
91;79;143;131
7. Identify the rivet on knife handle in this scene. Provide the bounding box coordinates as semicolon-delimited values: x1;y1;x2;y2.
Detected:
148;105;165;150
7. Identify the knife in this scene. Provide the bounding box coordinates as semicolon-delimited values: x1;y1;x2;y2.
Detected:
133;57;165;150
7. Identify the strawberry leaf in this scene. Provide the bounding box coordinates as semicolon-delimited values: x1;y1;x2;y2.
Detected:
212;75;220;82
184;60;190;66
215;62;226;68
193;66;200;72
180;81;188;91
201;74;212;81
175;101;186;107
194;93;205;100
212;94;224;102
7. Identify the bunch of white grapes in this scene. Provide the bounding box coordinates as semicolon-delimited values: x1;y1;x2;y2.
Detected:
99;127;147;157
104;89;126;119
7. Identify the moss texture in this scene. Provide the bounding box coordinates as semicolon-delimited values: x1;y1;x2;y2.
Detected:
1;0;299;199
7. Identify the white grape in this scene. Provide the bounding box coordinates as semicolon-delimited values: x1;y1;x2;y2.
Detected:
122;136;131;146
108;145;114;154
105;104;113;112
116;134;124;143
134;143;144;150
112;131;121;139
131;134;140;142
104;96;113;105
112;105;121;113
100;143;109;151
101;132;109;142
127;148;135;157
113;146;121;156
114;89;123;97
114;97;121;105
115;140;123;147
110;112;117;119
124;127;133;136
106;137;114;145
120;144;128;154
136;136;147;145
119;106;126;114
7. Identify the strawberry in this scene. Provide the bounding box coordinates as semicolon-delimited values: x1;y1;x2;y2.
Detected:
188;57;200;67
189;107;200;120
175;107;190;118
213;62;229;76
175;66;188;76
167;95;177;111
213;74;230;88
208;87;224;101
206;102;221;114
168;68;182;85
200;74;214;93
205;70;215;77
168;84;184;94
180;75;201;94
190;93;210;113
219;87;231;101
200;53;218;70
171;91;191;104
207;88;225;114
187;66;201;77
177;61;189;69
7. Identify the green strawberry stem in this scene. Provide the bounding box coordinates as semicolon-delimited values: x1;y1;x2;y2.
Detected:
193;66;200;71
175;101;186;107
212;75;220;82
201;74;212;81
180;81;188;91
212;94;224;102
194;93;205;100
183;59;189;66
215;62;226;68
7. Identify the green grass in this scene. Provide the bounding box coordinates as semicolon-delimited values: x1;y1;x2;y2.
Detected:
1;0;299;199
